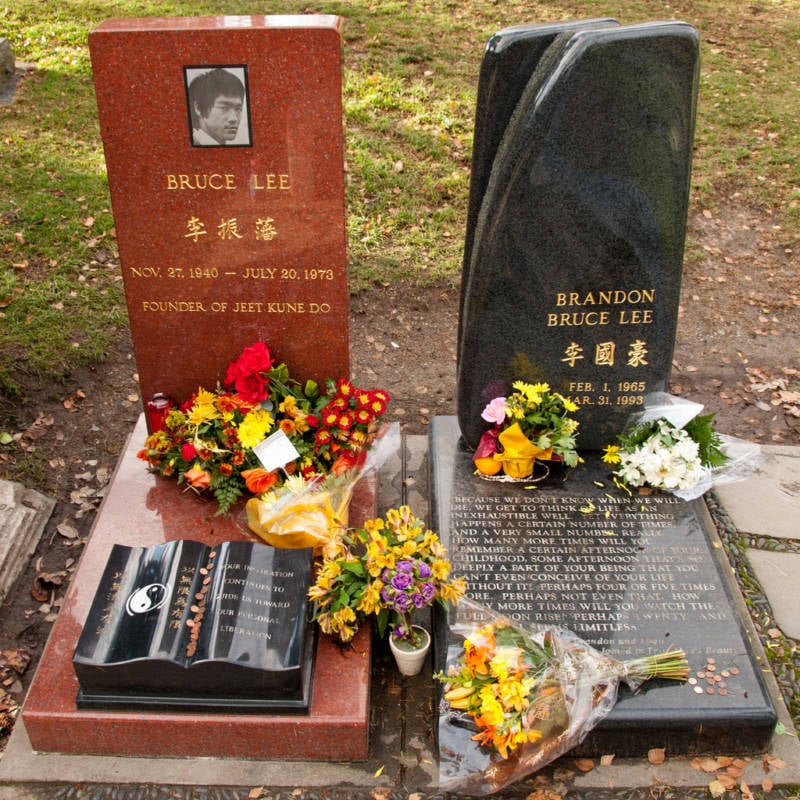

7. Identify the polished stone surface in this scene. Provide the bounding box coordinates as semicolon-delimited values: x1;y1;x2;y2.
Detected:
22;415;372;760
430;416;776;756
88;16;349;415
459;18;619;345
457;22;700;450
73;541;315;710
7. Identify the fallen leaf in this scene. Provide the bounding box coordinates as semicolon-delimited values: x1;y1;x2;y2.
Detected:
525;790;563;800
762;777;774;792
740;779;754;800
247;787;263;799
1;649;30;674
692;756;723;773
23;413;54;441
764;754;788;770
708;780;726;798
31;571;64;602
373;765;384;777
716;772;737;789
57;522;80;540
647;748;666;765
574;758;594;773
600;754;615;767
726;765;744;779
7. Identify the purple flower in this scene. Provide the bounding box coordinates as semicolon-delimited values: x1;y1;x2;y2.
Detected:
420;582;436;602
417;562;431;579
411;592;427;609
391;571;413;591
396;560;414;574
392;594;412;613
392;623;408;640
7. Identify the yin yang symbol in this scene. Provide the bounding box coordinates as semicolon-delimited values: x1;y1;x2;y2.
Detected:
125;583;168;616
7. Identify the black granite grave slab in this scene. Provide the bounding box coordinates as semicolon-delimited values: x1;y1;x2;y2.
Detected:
459;18;619;348
457;22;700;450
73;540;315;712
430;416;777;756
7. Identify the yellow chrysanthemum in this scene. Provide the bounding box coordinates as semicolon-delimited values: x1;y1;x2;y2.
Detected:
279;395;297;414
237;408;274;449
562;396;579;413
602;444;622;464
187;388;220;425
497;675;530;713
476;686;505;727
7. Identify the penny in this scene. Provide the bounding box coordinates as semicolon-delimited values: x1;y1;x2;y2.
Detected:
730;667;740;675
199;568;208;575
706;664;716;672
209;550;217;558
190;605;200;613
694;686;704;694
195;593;204;600
719;689;728;696
186;619;195;628
707;657;716;664
721;670;730;678
688;677;698;685
203;576;212;585
696;671;706;678
706;687;715;694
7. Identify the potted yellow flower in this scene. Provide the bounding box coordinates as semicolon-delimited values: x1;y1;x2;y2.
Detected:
473;381;581;479
308;506;466;675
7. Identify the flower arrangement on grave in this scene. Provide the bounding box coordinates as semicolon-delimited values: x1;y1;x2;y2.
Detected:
137;341;390;514
307;505;466;646
602;406;728;497
437;599;689;795
473;381;581;479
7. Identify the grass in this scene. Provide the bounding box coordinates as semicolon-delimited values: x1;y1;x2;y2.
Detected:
1;0;799;407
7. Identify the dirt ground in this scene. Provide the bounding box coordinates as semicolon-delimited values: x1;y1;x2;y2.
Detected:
0;202;798;748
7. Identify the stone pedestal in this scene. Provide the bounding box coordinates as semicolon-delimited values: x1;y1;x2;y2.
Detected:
21;416;372;760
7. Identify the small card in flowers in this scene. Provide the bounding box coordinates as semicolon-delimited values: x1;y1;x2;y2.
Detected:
253;430;300;472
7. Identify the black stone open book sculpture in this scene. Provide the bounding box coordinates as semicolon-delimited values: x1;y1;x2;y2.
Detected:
73;540;315;712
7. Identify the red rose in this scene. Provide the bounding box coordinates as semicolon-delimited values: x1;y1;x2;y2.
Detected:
181;443;197;461
223;342;274;403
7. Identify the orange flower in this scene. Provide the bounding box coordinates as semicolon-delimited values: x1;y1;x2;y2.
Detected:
241;467;278;494
184;465;211;490
279;418;297;436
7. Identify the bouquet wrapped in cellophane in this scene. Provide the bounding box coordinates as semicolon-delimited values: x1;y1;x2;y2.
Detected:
245;424;399;558
436;599;689;796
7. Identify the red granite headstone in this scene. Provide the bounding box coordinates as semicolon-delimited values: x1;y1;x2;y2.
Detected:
88;15;349;416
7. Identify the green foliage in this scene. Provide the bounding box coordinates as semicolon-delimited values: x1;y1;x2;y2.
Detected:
2;0;798;406
684;413;728;469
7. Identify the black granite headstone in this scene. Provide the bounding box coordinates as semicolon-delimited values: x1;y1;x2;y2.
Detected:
431;416;777;755
458;18;619;347
457;22;700;450
73;540;315;712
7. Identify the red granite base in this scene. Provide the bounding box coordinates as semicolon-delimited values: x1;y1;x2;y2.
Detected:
22;415;372;760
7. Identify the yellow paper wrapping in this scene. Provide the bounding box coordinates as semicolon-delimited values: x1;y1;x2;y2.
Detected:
245;478;353;558
494;423;553;478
